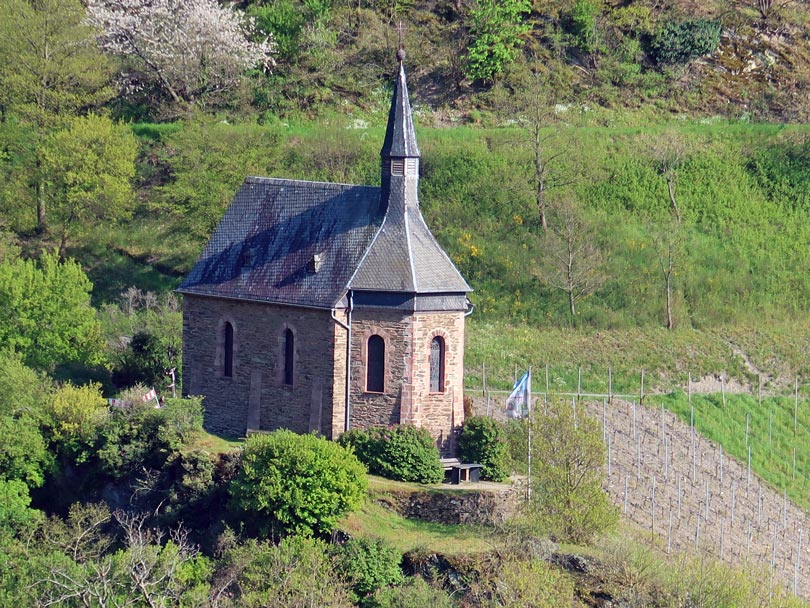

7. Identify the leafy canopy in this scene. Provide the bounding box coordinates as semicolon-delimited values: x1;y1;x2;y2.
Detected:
526;399;618;543
0;253;104;371
0;0;113;127
230;430;367;536
41;114;138;254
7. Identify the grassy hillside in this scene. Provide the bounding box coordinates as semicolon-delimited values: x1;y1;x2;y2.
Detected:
75;119;810;328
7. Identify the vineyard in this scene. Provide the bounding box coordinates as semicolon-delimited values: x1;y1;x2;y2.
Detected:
471;387;810;597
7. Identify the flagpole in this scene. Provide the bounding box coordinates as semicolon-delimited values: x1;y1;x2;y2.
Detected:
527;365;533;502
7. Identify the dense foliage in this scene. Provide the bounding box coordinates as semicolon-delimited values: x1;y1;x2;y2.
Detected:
332;537;405;605
458;416;509;482
525;400;619;543
649;19;722;66
339;425;444;484
230;430;367;536
0;253;103;371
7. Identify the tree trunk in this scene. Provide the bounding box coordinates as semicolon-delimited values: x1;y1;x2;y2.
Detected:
666;174;681;223
535;128;548;230
36;176;47;234
569;289;576;318
665;272;673;330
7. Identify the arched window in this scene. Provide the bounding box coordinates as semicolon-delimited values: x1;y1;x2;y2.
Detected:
366;335;385;393
223;322;234;378
283;328;294;386
430;336;445;393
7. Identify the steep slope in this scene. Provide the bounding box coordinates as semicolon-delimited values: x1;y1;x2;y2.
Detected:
587;398;810;596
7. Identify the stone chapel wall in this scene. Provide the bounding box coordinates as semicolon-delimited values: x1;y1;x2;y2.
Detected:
349;308;465;452
182;295;338;438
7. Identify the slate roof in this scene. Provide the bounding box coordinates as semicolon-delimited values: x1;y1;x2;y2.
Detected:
178;178;383;308
380;61;420;159
179;57;471;309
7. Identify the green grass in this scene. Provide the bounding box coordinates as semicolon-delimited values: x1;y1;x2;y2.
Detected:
185;430;243;454
651;392;810;510
464;320;810;394
340;476;498;555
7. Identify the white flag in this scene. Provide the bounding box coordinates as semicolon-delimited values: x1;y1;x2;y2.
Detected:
505;370;532;419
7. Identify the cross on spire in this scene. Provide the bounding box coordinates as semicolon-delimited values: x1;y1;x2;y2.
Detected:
396;20;406;50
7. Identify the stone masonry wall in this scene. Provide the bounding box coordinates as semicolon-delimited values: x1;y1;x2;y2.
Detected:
409;312;466;453
349;309;410;430
349;308;466;454
182;295;338;438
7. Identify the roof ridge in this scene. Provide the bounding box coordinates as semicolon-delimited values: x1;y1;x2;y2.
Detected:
404;207;418;292
244;176;378;189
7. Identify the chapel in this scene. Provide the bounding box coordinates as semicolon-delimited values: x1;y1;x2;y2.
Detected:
179;51;472;452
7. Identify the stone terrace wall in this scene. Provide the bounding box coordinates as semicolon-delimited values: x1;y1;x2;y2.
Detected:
380;487;518;526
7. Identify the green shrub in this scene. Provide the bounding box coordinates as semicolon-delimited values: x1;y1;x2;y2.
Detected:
458;416;509;481
369;577;457;608
465;0;532;81
339;425;444;484
230;430;367;536
649;18;721;66
217;536;353;607
332;537;404;605
570;0;601;54
96;394;204;475
526;400;618;543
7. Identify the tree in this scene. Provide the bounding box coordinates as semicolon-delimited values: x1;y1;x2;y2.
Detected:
86;0;275;114
230;430;367;537
112;331;175;391
526;399;617;543
0;252;104;370
465;0;532;82
45;382;108;463
648;131;689;223
0;0;113;127
0;0;115;234
491;62;575;230
648;218;686;330
535;198;606;318
41;114;138;257
0;479;41;534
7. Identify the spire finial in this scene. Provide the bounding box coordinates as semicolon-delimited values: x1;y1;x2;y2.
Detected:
396;21;406;61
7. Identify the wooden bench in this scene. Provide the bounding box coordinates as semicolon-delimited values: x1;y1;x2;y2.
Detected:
450;463;482;484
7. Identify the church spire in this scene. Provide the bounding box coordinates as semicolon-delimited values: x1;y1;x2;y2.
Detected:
381;49;420;161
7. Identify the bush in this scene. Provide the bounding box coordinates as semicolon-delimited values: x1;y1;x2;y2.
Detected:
332;537;404;605
649;18;721;66
217;536;353;607
338;425;443;484
526;400;618;543
369;577;457;608
458;416;509;481
230;430;367;536
96;393;204;475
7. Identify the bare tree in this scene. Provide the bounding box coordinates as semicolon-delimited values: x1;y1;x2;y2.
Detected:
535;198;606;318
648;132;689;223
492;62;575;230
35;510;200;608
648;218;685;330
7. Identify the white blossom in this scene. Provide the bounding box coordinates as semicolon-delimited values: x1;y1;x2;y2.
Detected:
86;0;274;108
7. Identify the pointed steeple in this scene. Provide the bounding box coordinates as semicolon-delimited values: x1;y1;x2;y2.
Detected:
348;50;471;297
381;49;420;160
